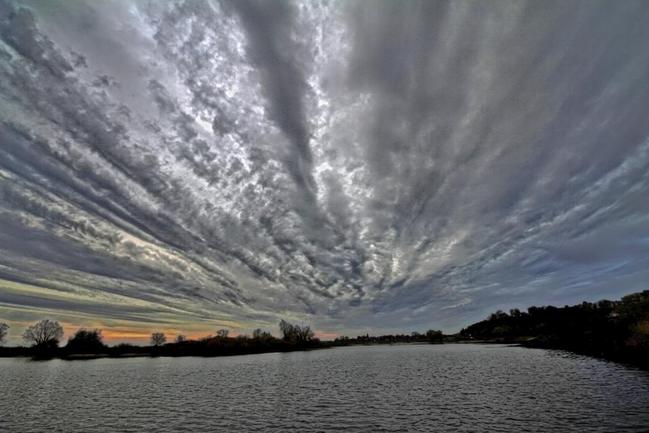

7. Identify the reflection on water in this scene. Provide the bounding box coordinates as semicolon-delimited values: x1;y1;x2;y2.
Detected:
1;344;648;432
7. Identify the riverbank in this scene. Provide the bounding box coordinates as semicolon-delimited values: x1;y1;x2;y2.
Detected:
3;339;647;370
2;291;646;368
0;339;329;360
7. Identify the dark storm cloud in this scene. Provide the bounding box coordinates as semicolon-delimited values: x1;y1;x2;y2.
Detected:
227;0;317;202
1;0;649;341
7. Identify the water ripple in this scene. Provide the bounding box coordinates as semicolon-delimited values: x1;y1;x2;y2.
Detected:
1;344;648;432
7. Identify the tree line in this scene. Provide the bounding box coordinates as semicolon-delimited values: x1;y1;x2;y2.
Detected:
334;329;443;345
0;318;325;359
0;316;444;360
460;290;649;368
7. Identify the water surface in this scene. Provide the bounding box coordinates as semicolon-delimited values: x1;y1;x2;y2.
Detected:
2;344;648;432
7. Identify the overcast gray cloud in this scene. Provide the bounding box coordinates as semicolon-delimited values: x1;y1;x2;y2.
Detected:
1;0;649;342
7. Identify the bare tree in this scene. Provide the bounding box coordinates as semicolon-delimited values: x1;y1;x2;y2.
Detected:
279;320;314;343
216;329;229;339
0;323;8;346
150;332;166;346
175;334;187;343
297;325;315;343
23;319;64;347
279;319;294;341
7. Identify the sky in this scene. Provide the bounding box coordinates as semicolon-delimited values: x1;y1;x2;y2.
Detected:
1;0;649;344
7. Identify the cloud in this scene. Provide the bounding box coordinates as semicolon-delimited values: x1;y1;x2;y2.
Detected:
1;0;649;341
227;0;317;201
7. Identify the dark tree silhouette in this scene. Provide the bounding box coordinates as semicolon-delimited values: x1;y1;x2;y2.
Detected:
252;328;272;340
425;329;443;343
0;322;8;346
216;329;229;339
334;329;444;345
150;332;166;346
279;320;315;344
279;319;292;340
66;329;106;354
459;290;649;368
175;334;187;343
23;319;64;348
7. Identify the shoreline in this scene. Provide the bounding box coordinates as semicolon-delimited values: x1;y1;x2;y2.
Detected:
1;340;646;370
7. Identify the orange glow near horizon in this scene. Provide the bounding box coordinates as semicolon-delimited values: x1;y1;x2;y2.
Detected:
5;320;339;345
100;328;217;343
55;323;218;344
315;331;339;340
97;328;339;343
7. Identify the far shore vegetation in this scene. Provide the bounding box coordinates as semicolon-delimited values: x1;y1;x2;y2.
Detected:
0;290;647;369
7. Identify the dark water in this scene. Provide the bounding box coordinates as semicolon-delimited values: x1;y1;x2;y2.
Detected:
1;344;648;432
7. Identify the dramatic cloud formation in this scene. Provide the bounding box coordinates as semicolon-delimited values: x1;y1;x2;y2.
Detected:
1;0;649;342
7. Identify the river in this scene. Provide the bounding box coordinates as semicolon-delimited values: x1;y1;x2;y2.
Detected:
1;344;648;432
